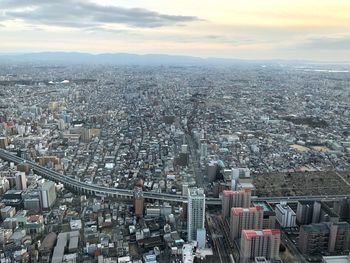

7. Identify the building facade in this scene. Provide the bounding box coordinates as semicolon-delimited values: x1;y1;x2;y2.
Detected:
240;229;280;263
275;202;297;228
298;222;350;255
222;189;251;218
230;206;263;240
187;188;205;242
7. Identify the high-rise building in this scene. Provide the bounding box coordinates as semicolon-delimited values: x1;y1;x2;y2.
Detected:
181;144;188;153
298;222;350;255
182;183;189;197
312;201;322;223
187;188;205;241
0;177;10;195
200;141;207;160
297;201;339;225
80;128;91;143
196;228;206;249
222;189;251;218
15;171;27;190
296;201;316;225
23;190;41;211
296;201;324;225
328;222;350;253
275;202;297;228
134;187;144;218
0;137;8;149
232;168;251;178
230;206;263;240
333;197;350;223
40;181;57;209
240;229;280;263
252;201;276;229
207;161;218;182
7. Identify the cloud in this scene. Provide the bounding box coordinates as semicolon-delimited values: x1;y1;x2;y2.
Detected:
0;0;199;28
298;36;350;50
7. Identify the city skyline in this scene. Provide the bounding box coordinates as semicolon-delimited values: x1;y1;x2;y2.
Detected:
0;0;350;62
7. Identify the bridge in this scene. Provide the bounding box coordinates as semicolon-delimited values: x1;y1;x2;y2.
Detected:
1;149;349;205
0;149;221;204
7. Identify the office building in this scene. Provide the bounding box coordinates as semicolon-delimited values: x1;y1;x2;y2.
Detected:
80;127;91;143
207;161;218;182
52;231;79;263
275;202;297;228
182;183;189;197
0;206;16;220
23;190;41;211
297;201;319;225
200;142;207;160
240;229;280;263
232;168;251;179
253;201;276;229
40;181;57;209
196;228;206;249
0;177;10;195
298;222;350;255
297;201;340;225
187;188;205;242
328;222;350;253
230;206;263;240
0;137;8;149
333;197;350;223
15;172;27;190
134;187;144;218
222;189;251;218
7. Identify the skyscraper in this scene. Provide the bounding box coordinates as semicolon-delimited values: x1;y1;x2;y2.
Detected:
187;188;205;242
240;229;280;263
222;189;251;218
15;171;27;190
230;206;263;240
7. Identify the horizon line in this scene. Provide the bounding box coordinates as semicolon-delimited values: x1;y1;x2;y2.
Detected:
0;51;350;64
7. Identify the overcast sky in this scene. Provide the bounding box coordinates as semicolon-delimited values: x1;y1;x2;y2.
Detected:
0;0;349;61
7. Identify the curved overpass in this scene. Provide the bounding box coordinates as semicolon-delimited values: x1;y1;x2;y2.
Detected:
0;149;221;204
2;150;347;205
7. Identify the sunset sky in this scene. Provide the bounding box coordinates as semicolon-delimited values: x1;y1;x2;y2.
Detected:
0;0;349;61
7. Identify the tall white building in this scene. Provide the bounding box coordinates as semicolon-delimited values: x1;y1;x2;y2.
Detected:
187;188;205;242
275;202;297;228
40;180;57;209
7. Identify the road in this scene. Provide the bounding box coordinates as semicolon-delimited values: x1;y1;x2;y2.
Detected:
1;149;350;205
281;232;307;263
0;149;219;204
186;134;203;188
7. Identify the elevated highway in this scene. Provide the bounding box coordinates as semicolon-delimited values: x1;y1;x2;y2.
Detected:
0;149;221;204
1;150;349;205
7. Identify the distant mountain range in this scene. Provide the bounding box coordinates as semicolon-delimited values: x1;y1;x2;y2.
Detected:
0;52;314;65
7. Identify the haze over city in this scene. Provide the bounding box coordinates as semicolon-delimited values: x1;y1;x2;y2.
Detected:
0;0;350;62
1;1;350;263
